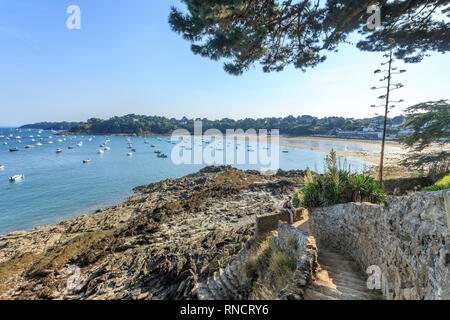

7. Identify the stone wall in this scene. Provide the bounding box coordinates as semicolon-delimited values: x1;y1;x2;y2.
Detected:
310;191;449;300
256;209;305;237
272;222;318;300
194;241;253;300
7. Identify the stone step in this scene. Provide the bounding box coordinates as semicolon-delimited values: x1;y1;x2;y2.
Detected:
304;245;372;301
223;272;247;299
326;276;370;293
215;274;236;299
318;273;368;293
222;270;241;293
229;264;247;287
317;264;366;282
310;284;346;299
196;285;214;300
304;286;340;300
318;258;363;273
206;278;225;300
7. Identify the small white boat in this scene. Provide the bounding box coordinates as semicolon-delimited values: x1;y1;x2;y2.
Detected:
56;149;63;153
24;145;34;149
104;147;110;151
36;142;43;146
0;165;5;171
57;139;63;143
77;142;83;147
83;159;91;164
127;152;133;156
48;141;53;144
9;174;24;182
68;146;75;149
97;149;104;154
151;144;155;147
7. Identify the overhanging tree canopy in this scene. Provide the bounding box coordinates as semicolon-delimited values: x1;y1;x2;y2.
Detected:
397;100;450;174
169;0;450;75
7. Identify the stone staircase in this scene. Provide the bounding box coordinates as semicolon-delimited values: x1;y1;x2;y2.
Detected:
304;246;372;300
195;248;252;300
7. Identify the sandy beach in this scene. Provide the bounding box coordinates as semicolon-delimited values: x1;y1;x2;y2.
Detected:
277;136;407;166
177;133;409;166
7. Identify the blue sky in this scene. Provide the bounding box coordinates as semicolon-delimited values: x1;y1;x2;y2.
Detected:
0;0;448;127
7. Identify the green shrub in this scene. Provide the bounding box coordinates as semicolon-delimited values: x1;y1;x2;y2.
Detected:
421;183;450;191
245;238;297;300
292;190;301;208
295;150;386;208
349;175;386;203
421;173;450;191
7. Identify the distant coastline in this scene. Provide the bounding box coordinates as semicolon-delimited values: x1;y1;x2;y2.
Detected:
23;112;408;140
19;122;80;131
55;130;402;166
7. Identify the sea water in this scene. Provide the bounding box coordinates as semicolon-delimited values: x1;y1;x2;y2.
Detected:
0;128;372;235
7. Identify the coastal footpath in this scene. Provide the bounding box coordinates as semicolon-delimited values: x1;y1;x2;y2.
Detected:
310;191;449;300
1;166;448;300
0;166;304;299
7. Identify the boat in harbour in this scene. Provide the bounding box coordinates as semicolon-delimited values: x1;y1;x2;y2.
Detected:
68;146;75;149
0;165;4;171
56;149;63;153
9;174;24;182
127;152;133;156
157;153;168;158
9;147;19;152
83;159;91;164
97;149;104;154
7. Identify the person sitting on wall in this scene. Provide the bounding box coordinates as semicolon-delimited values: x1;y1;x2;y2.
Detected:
283;196;296;224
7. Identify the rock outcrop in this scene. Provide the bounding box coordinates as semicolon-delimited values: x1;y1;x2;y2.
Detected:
0;166;304;300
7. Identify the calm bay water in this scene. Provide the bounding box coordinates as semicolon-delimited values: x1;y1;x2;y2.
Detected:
0;128;371;235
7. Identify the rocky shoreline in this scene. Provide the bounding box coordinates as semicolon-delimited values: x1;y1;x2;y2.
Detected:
0;166;305;300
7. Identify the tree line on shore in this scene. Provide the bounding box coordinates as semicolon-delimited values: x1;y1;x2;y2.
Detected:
22;114;405;136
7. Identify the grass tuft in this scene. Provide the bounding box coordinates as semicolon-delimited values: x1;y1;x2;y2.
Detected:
245;237;296;299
